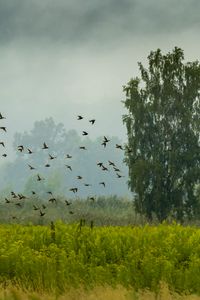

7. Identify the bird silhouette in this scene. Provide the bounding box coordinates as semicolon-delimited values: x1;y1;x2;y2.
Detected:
69;187;78;193
82;131;88;136
47;191;53;195
89;196;95;201
49;154;56;160
66;154;72;159
89;119;95;125
79;146;86;150
84;183;91;187
65;165;72;171
116;144;123;150
77;115;83;120
27;148;33;154
40;210;45;217
77;175;83;180
18;194;26;200
69;211;74;214
15;203;22;208
0;127;6;132
33;205;39;211
0;142;5;147
18;145;24;152
42;142;48;149
37;174;44;181
99;182;106;187
0;113;5;119
49;198;57;203
102;165;109;171
28;164;35;170
45;164;50;167
2;154;7;157
101;141;107;148
11;191;17;198
113;167;121;172
5;198;10;203
65;200;71;206
108;160;116;166
97;162;103;167
31;191;36;195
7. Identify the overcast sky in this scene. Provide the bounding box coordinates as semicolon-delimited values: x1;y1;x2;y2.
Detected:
1;0;200;154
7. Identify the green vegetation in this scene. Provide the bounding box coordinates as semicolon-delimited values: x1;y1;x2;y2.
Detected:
0;223;200;295
123;47;200;221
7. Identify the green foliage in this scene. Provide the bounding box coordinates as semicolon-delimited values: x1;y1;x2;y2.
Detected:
0;223;200;294
123;47;200;221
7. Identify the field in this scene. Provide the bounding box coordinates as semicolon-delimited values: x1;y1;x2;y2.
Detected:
0;222;200;299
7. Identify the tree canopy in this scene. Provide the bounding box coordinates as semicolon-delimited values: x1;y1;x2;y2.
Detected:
123;47;200;221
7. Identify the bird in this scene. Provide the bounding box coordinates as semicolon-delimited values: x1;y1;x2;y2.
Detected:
66;154;72;159
0;142;5;147
108;160;115;166
33;205;40;211
45;164;50;167
99;182;106;187
27;148;33;154
65;165;72;171
18;145;24;152
82;131;88;136
65;200;71;206
79;146;86;150
11;191;17;198
0;127;6;132
2;154;7;157
116;173;124;178
69;187;78;193
31;191;36;195
77;175;83;180
77;115;83;120
103;136;110;143
84;183;91;187
101;141;107;148
5;198;10;203
69;211;74;214
18;194;26;200
28;164;35;170
42;142;48;149
37;174;44;181
49;198;57;203
102;165;109;171
40;210;45;217
89;119;95;125
97;162;103;167
89;197;95;202
0;113;5;119
15;203;22;208
49;154;56;160
126;147;132;153
116;144;123;150
113;167;121;172
47;191;53;195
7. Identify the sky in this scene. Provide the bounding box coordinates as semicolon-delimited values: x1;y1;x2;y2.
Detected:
1;0;200;153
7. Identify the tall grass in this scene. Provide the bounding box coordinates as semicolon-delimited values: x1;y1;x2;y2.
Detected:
0;223;200;295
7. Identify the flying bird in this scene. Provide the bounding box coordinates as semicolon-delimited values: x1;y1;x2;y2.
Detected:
28;164;35;170
69;187;78;193
108;160;116;166
49;198;57;203
47;191;53;195
0;113;5;119
66;154;72;159
77;176;83;180
40;210;45;217
65;165;72;171
84;183;92;186
27;148;33;154
65;200;71;206
37;174;44;181
77;115;83;120
89;119;95;125
18;145;24;152
31;191;36;195
116;144;123;150
99;182;106;187
113;167;121;172
0;127;6;132
0;142;5;147
82;131;88;136
5;198;10;204
97;162;103;167
45;164;50;167
79;146;86;150
42;142;48;149
102;165;109;171
116;173;125;178
49;154;56;160
2;154;7;157
33;205;40;211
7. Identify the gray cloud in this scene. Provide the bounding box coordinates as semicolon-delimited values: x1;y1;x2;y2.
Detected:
0;0;200;46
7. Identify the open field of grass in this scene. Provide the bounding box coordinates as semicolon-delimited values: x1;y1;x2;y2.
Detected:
1;285;200;300
0;222;200;297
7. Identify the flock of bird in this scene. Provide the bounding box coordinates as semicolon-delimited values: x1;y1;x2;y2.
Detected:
0;113;130;220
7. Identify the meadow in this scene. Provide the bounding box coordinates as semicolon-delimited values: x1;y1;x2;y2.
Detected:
0;222;200;299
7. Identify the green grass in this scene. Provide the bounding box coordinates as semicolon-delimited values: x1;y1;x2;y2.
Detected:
0;222;200;295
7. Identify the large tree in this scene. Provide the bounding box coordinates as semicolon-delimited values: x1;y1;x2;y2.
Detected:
123;47;200;221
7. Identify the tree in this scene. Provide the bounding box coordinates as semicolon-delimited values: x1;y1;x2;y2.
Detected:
123;47;200;221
